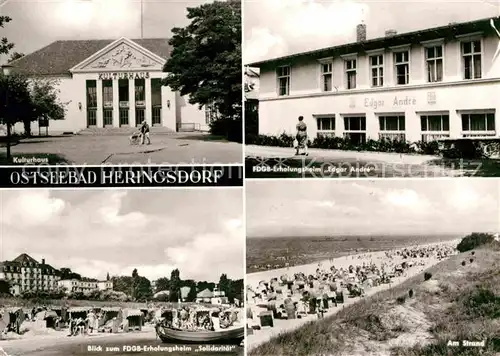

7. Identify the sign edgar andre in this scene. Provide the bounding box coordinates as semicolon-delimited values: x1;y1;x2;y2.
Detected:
98;72;150;80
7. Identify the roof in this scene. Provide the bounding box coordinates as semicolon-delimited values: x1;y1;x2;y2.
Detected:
247;17;496;67
12;253;39;265
196;288;213;298
10;38;171;76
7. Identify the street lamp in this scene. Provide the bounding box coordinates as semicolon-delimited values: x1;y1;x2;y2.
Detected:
1;64;13;160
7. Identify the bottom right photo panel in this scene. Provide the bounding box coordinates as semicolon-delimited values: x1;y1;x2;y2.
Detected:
245;179;500;356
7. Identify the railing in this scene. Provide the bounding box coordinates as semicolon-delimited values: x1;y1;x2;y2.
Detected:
379;132;406;141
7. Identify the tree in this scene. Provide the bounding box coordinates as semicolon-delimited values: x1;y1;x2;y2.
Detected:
163;0;241;141
134;276;152;301
0;73;32;158
8;52;24;63
0;16;14;55
106;272;110;281
187;286;197;302
132;269;139;278
169;269;181;302
111;276;134;297
27;78;65;136
155;277;170;293
0;279;10;295
457;233;495;253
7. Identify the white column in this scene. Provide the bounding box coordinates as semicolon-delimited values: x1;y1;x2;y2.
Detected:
96;80;103;128
405;110;421;142
145;78;152;126
336;113;344;138
449;110;462;139
129;78;136;127
112;80;119;127
365;112;378;140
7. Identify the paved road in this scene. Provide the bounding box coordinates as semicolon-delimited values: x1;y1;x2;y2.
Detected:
4;134;243;165
245;146;481;178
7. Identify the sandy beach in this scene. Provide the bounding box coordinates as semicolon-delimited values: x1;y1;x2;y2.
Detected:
246;239;460;350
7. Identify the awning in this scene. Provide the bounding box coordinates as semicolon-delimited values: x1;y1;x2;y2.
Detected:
36;310;58;320
123;309;142;317
68;307;91;313
102;307;121;312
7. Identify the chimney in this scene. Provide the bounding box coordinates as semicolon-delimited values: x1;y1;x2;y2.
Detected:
385;29;397;37
356;23;367;42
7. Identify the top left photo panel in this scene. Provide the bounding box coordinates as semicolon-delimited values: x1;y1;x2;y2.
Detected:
0;0;242;166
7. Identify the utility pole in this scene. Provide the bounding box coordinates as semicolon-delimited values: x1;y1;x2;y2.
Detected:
140;0;144;38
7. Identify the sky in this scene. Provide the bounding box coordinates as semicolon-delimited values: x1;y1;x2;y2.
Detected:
244;0;500;64
0;189;244;282
0;0;213;64
246;180;500;237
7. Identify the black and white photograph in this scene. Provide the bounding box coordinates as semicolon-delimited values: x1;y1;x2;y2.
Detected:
0;0;242;165
245;179;500;355
0;189;245;355
244;0;500;178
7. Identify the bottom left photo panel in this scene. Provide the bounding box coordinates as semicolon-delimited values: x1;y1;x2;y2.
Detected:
0;188;245;356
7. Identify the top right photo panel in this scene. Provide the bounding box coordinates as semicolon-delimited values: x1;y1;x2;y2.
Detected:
244;0;500;179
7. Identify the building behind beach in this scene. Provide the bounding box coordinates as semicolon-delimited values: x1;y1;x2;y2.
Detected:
6;37;212;135
249;17;500;143
57;279;113;294
0;254;60;296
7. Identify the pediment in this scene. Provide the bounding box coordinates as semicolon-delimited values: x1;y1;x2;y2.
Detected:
71;38;165;72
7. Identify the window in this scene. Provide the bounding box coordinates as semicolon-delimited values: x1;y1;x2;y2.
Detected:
370;55;384;87
379;115;406;141
102;80;113;103
343;116;366;144
426;46;443;82
462;40;481;79
135;79;145;102
394;51;409;85
316;116;335;137
345;59;357;89
321;62;333;92
277;66;290;96
420;114;450;141
86;80;97;108
461;112;495;136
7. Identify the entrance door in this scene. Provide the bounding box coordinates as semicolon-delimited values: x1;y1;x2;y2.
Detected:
87;109;97;127
119;108;129;126
152;106;162;126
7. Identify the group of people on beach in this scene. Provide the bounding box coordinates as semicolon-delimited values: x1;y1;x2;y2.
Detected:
247;242;458;328
160;306;238;332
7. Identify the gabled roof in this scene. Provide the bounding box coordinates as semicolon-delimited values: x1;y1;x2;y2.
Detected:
10;38;171;76
12;253;39;265
196;288;213;298
247;17;497;67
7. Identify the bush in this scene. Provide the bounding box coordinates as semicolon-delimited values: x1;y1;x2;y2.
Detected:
247;133;446;155
209;117;242;143
457;233;495;253
462;287;500;319
424;272;432;281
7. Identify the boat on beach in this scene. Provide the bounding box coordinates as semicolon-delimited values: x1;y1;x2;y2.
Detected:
155;324;244;344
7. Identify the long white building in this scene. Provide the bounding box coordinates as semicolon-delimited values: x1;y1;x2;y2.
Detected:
248;17;500;144
8;37;211;134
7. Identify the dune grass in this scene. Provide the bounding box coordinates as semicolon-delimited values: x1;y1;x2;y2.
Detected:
250;244;500;356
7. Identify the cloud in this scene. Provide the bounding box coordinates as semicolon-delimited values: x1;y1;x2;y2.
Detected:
244;0;368;62
1;190;65;226
0;190;243;282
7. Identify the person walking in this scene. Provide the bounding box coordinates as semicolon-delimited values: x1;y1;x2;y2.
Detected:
140;120;151;145
295;116;308;156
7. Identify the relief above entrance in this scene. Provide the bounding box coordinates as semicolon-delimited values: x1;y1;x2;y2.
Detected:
84;43;160;70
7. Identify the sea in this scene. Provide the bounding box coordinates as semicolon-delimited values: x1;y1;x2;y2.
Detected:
246;234;460;273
